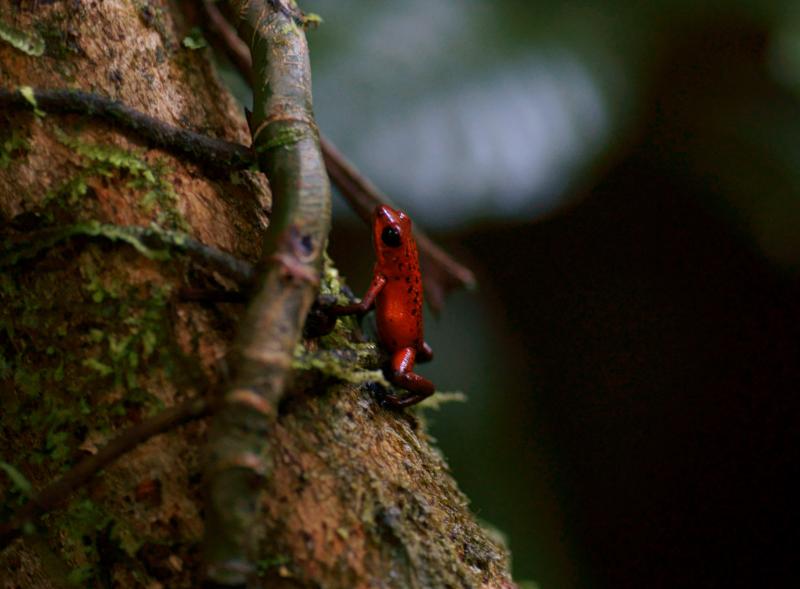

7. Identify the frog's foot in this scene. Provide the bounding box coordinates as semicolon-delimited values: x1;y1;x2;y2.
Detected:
304;295;340;337
379;389;433;409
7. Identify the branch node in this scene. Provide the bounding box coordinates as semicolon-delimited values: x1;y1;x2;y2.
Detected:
224;389;276;417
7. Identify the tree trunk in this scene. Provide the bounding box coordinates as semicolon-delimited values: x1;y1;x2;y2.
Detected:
0;2;515;588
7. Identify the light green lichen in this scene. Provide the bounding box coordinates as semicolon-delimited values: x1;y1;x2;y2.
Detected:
292;342;389;387
0;222;180;269
417;391;467;410
319;251;347;300
0;19;45;56
302;12;323;28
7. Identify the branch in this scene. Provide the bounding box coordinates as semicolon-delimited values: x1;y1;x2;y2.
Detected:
199;0;476;312
0;222;255;284
203;2;331;584
0;396;210;551
1;77;475;311
320;137;477;311
0;88;253;175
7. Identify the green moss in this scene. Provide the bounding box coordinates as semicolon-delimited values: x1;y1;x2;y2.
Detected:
292;343;389;388
319;251;347;300
256;555;291;577
299;253;463;406
0;128;31;168
290;251;389;385
0;248;178;478
44;128;188;230
0;18;45;56
46;495;150;586
316;251;362;345
0;222;202;270
76;261;174;412
256;127;307;152
55;498;110;586
36;18;81;61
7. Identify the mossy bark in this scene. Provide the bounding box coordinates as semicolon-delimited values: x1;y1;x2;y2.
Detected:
0;2;516;588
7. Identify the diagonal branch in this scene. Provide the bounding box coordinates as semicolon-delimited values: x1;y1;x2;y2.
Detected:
199;0;476;312
202;1;331;585
0;222;255;284
0;396;210;551
0;88;252;175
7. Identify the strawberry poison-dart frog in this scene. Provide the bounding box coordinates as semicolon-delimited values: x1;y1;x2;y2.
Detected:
329;205;435;408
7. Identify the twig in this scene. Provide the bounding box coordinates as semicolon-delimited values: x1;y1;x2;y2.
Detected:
0;396;210;550
0;88;254;174
200;0;476;312
0;222;255;284
202;0;252;77
320;138;477;311
203;2;331;585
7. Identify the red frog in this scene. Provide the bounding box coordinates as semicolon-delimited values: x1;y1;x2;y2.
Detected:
329;205;435;408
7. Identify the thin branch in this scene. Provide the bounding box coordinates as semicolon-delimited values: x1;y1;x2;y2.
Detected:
202;0;252;77
0;222;255;284
200;0;476;312
320;137;477;311
0;88;254;174
1;77;475;311
203;1;332;585
0;396;210;551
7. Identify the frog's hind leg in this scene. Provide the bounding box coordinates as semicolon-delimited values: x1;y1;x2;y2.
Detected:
380;347;435;408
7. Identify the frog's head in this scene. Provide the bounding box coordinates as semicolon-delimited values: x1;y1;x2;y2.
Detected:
372;205;413;264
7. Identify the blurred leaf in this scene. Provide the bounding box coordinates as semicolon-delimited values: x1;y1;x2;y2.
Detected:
182;27;207;50
0;461;32;497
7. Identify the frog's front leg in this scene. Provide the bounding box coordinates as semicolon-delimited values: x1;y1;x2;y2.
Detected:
307;273;387;338
380;347;435;408
330;273;386;317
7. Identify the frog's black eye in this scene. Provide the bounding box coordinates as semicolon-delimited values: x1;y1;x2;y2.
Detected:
381;226;402;248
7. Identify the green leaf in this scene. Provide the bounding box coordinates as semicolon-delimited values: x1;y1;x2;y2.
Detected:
182;28;207;50
18;86;45;117
83;357;113;377
0;461;33;497
67;564;94;586
19;85;36;107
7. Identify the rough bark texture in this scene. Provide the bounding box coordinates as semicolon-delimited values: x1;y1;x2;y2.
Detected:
0;2;515;588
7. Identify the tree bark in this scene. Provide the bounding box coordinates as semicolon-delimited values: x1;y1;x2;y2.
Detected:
0;2;516;588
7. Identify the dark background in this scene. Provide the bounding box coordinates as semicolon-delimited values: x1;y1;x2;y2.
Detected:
272;3;800;587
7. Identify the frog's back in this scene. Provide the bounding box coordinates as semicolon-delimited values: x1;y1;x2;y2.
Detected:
376;243;424;351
